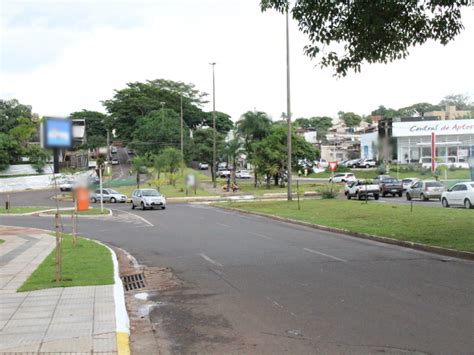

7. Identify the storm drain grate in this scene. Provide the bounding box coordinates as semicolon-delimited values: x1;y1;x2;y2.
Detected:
121;273;146;291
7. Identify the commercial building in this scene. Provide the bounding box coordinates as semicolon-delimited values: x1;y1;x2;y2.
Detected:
392;118;474;167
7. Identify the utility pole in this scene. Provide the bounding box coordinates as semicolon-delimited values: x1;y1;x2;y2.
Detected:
210;62;217;188
285;8;292;201
180;94;184;156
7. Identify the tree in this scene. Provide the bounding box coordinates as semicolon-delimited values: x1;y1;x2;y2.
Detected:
130;109;189;156
439;94;473;111
205;111;234;134
253;125;316;187
0;99;32;133
85;135;107;150
294;116;333;142
103;79;208;141
261;1;468;76
9;116;36;147
341;112;362;128
27;145;50;173
371;105;399;119
224;135;244;183
130;156;146;188
237;111;272;186
0;132;23;165
192;128;225;182
156;147;183;186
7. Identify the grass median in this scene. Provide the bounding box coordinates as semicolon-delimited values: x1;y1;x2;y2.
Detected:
43;208;110;215
224;199;474;252
18;233;114;292
0;206;51;214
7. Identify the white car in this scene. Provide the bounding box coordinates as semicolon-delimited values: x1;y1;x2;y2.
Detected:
218;169;231;178
358;159;376;168
314;159;329;169
441;182;474;209
131;189;166;210
58;178;76;191
111;147;118;153
328;173;356;183
198;162;209;170
112;158;119;165
235;169;251;179
401;178;418;191
346;180;380;200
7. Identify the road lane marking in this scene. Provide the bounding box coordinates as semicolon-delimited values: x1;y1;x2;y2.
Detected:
113;209;154;227
248;231;274;241
303;248;347;262
199;253;223;267
216;222;231;228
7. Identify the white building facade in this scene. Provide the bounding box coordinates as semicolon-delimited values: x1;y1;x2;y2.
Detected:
392;119;474;167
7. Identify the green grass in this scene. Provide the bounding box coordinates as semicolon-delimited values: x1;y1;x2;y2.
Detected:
309;168;471;181
0;206;50;214
0;239;4;245
225;199;474;252
18;233;114;292
235;181;330;196
44;208;110;215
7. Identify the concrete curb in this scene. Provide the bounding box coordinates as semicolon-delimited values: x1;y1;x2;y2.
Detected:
37;208;113;218
216;205;474;261
100;243;131;355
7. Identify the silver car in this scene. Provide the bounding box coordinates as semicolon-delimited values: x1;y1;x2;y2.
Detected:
90;188;127;203
406;180;444;201
131;189;166;210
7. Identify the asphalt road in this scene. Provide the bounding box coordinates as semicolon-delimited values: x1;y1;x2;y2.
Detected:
1;193;473;354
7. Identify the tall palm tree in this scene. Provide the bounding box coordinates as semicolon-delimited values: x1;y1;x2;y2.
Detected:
236;111;272;186
224;134;243;184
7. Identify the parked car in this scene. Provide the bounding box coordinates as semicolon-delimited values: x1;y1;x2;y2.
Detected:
441;182;474;209
58;178;76;191
314;159;329;169
328;173;356;183
344;159;361;168
401;178;418;191
379;178;403;197
131;189;166;210
406;180;444;201
198;162;209;170
90;188;127;203
127;148;135;155
358;159;376;168
218;168;231;178
373;175;392;185
346;180;380;200
111;146;118;153
111;158;119;165
235;169;251;179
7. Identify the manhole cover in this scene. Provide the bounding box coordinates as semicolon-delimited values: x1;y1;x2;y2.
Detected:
121;273;146;291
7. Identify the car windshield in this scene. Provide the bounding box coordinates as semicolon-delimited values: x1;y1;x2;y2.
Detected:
402;179;413;183
383;179;398;183
426;182;443;187
142;190;160;196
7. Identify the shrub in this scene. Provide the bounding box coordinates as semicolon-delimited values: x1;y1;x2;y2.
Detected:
326;165;350;173
449;164;457;171
316;183;340;199
420;166;428;175
377;164;386;174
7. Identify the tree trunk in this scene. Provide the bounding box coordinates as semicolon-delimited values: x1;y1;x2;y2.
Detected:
136;172;140;189
274;174;279;186
254;171;258;188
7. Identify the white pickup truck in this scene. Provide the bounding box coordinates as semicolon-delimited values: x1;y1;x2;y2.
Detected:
346;180;380;200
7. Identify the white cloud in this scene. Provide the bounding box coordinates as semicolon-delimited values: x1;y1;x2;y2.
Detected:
1;1;473;120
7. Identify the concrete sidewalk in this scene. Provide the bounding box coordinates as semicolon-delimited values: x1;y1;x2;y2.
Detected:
0;226;120;354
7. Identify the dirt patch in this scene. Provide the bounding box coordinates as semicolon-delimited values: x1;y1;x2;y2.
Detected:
113;246;180;355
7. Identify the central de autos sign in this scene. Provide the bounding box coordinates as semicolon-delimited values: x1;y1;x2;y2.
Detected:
392;119;474;137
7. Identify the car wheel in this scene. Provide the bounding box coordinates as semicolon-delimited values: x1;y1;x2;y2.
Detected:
141;202;146;210
374;194;379;200
110;197;116;203
464;198;473;209
382;192;386;197
357;192;362;200
161;206;166;210
131;203;135;209
441;198;449;208
406;193;411;201
365;165;370;168
347;194;351;200
91;197;97;203
421;193;428;201
398;192;403;197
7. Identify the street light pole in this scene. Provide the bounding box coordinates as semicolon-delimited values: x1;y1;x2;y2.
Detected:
180;94;184;156
285;8;292;201
210;62;217;188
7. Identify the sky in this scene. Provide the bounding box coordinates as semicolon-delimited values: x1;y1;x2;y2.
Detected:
1;0;474;121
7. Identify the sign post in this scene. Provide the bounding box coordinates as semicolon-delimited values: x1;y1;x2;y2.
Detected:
329;161;338;193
